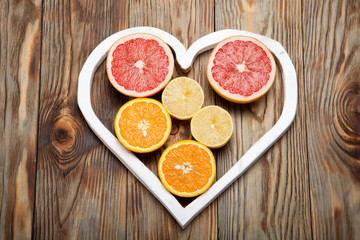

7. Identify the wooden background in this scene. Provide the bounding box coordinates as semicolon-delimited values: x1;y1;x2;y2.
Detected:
1;0;359;239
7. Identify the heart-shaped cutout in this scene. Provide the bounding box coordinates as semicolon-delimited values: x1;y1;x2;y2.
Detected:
77;27;297;228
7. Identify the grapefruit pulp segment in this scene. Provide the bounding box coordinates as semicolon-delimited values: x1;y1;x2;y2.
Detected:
106;33;174;97
207;35;276;103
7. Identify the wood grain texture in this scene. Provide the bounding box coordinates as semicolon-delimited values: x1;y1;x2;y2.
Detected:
0;0;42;239
302;0;360;239
34;0;129;239
125;0;217;239
1;0;359;239
215;0;312;239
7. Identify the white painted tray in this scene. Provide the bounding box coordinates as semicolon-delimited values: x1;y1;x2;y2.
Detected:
77;27;297;228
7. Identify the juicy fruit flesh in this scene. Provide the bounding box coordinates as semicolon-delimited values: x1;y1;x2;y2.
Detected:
118;101;168;149
162;78;204;119
191;106;233;147
111;38;170;92
211;40;272;96
161;143;214;194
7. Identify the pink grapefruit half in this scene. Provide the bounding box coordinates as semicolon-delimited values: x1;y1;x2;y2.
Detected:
106;33;174;98
207;36;276;103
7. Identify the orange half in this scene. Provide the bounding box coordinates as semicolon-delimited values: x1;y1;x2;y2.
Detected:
114;98;171;153
158;140;216;197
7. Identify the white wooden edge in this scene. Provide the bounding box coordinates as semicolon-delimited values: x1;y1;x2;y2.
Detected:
77;26;298;228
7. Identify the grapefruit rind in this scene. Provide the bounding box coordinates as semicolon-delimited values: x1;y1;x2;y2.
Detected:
207;35;276;103
114;98;172;153
158;140;216;198
106;33;174;98
190;105;233;149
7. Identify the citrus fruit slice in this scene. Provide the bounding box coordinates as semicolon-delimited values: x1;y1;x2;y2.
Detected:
114;98;171;153
190;106;233;148
158;140;216;197
106;33;174;97
161;77;204;120
207;35;276;103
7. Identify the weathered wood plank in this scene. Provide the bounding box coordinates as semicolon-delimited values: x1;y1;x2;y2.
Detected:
125;0;216;238
302;0;360;239
34;0;129;239
0;0;42;238
3;0;360;238
215;0;312;239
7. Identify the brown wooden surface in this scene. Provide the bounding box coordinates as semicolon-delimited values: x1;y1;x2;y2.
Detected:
1;0;359;239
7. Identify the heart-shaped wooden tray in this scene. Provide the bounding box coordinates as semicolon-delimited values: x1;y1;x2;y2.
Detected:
77;27;297;228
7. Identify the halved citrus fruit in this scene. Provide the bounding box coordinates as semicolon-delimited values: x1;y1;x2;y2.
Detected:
114;98;171;153
161;77;204;120
158;140;216;197
106;33;174;97
207;35;276;103
190;106;233;148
